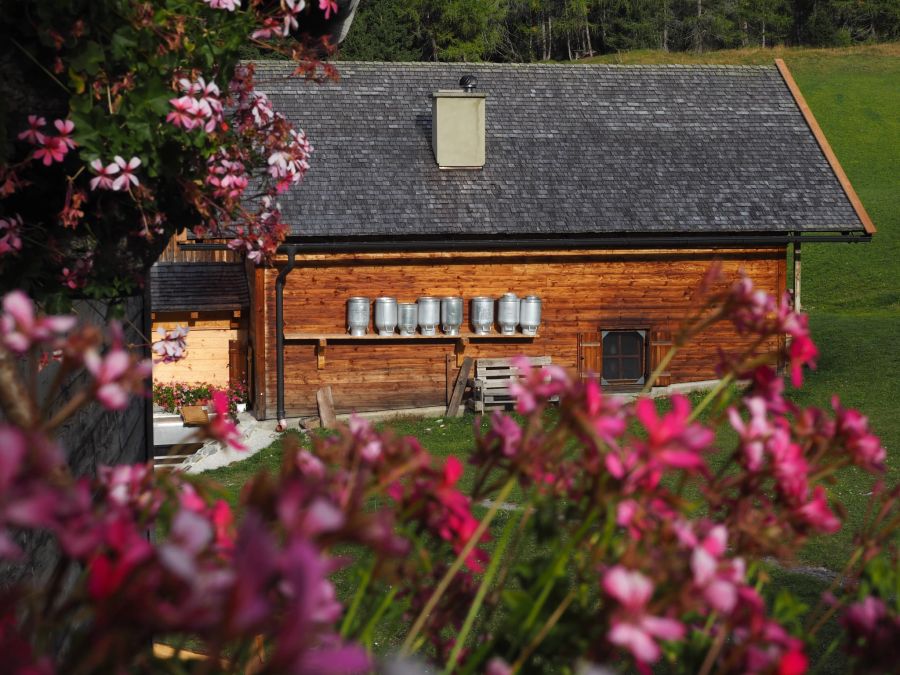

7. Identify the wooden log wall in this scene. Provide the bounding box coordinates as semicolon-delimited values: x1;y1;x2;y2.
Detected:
152;311;247;388
156;232;240;263
254;248;786;419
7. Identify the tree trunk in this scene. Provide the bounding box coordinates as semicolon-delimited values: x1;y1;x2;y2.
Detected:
567;32;573;61
547;16;553;60
762;19;767;48
584;22;593;57
695;0;703;53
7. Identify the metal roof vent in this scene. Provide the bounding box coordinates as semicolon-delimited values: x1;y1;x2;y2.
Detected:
431;78;486;170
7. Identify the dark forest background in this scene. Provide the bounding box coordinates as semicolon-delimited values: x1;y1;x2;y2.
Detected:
337;0;900;61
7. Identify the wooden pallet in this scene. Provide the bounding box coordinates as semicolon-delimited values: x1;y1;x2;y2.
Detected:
470;356;552;413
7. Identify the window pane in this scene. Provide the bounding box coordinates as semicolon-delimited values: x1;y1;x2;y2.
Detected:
603;333;619;355
621;357;641;380
603;359;620;380
620;332;643;356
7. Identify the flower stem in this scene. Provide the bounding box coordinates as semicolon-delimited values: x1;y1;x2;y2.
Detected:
510;590;577;673
688;373;735;422
400;476;517;656
522;509;599;633
340;559;375;637
443;506;522;674
360;585;398;649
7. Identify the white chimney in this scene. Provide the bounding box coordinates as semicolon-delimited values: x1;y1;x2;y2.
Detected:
432;76;486;170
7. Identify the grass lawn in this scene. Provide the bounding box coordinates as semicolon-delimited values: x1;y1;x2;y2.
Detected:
200;43;898;669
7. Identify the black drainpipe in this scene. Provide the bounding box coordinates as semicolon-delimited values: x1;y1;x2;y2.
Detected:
275;245;298;431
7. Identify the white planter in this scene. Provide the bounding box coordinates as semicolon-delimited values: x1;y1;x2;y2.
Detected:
236;403;247;413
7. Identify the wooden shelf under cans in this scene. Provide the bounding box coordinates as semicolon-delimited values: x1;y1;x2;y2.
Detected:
282;332;537;369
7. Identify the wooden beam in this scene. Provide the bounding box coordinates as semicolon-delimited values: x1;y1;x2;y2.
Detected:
446;357;473;418
316;386;337;429
775;58;876;235
316;339;326;370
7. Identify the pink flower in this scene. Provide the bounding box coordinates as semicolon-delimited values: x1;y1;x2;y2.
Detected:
89;158;121;191
788;331;818;387
54;119;76;149
33;137;67;166
485;658;512;675
778;650;809;675
18;115;47;145
112;156;141;191
204;0;241;10
633;395;713;479
280;0;305;34
207;390;246;450
167;95;201;130
17;115;46;145
689;526;745;614
508;356;571;414
152;325;189;363
319;0;338;20
1;290;76;353
832;397;886;473
603;566;685;664
727;397;774;471
32;119;76;165
487;412;522;457
0;215;23;256
797;486;841;533
84;348;133;410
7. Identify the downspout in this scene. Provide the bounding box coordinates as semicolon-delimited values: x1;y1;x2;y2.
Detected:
793;241;802;312
275;245;298;431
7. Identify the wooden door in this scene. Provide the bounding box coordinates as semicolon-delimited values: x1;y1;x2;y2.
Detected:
577;332;602;379
229;339;248;388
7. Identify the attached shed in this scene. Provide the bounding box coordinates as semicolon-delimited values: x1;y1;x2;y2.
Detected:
238;60;873;423
151;262;250;389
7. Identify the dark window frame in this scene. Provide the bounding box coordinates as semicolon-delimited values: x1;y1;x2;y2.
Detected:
600;329;647;386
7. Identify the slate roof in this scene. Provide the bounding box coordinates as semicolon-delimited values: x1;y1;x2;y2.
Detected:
151;263;249;312
252;61;865;239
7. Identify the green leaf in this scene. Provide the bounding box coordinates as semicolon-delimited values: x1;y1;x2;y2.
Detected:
69;41;105;76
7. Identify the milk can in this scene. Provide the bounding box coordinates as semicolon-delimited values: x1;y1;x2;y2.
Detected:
374;297;398;336
497;293;520;335
470;296;494;335
347;297;370;336
441;296;464;336
397;302;418;336
519;295;542;336
417;296;440;336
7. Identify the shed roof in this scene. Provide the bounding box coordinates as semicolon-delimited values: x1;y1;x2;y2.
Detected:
252;61;867;240
151;263;249;312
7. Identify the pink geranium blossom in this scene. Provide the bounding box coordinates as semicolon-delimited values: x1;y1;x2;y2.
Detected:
797;486;841;534
88;159;120;191
319;0;338;20
152;324;189;363
207;390;246;451
17;115;47;144
204;0;241;10
112;156;141;191
32;119;76;165
0;290;75;353
0;215;23;256
603;566;685;665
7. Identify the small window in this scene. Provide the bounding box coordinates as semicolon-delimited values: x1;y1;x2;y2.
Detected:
601;330;646;385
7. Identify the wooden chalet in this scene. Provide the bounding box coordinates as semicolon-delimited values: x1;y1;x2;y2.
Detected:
175;60;874;425
150;256;250;390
